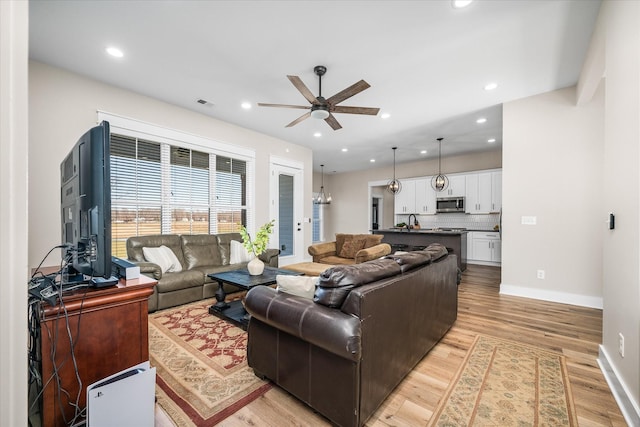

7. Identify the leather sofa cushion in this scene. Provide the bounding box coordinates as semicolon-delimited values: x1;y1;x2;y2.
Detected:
314;259;401;308
155;269;204;293
383;251;431;273
216;233;243;265
180;234;222;269
127;234;185;267
419;243;448;262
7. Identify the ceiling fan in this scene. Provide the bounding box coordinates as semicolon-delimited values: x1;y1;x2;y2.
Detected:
258;65;380;130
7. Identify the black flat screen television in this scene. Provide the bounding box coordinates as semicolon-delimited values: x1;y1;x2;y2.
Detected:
60;121;117;287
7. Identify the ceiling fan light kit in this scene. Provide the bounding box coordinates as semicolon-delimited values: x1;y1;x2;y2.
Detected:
258;65;380;130
387;147;402;195
431;137;450;192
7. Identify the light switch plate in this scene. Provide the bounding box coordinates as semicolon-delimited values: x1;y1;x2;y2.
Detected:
521;216;537;225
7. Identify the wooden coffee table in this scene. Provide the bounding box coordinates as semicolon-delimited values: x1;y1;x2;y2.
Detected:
207;266;302;329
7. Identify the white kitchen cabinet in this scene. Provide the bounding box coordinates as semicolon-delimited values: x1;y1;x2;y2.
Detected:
468;232;501;264
394;178;436;215
394;179;416;214
465;171;501;213
439;174;466;197
415;178;437;214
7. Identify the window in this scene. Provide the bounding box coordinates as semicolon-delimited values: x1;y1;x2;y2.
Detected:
312;194;323;243
109;133;252;258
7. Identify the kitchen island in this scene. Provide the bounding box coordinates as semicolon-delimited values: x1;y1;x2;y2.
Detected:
373;228;467;271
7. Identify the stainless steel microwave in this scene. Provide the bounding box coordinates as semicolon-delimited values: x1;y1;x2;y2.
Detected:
436;197;465;213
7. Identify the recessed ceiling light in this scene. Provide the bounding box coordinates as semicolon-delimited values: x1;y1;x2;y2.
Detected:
370;159;376;163
476;117;487;124
241;102;252;110
341;148;348;152
106;46;124;58
285;148;290;153
420;150;427;154
314;132;322;138
452;0;473;8
488;138;496;143
484;82;498;91
381;113;391;119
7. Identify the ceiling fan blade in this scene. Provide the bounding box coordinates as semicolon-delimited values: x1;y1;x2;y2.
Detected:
325;114;342;130
257;103;310;110
285;111;311;128
287;75;318;104
332;106;380;115
326;80;370;105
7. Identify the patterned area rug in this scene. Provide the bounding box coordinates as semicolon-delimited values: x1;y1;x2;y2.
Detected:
149;298;271;426
429;334;578;426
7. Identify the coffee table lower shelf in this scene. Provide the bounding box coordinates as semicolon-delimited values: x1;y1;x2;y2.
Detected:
208;300;250;329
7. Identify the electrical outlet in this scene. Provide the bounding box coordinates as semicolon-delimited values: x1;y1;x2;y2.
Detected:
522;216;537;225
537;270;545;279
618;333;625;357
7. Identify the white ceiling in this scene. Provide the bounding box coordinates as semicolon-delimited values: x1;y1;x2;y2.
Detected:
29;0;601;173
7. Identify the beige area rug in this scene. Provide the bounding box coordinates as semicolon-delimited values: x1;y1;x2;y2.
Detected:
429;334;578;426
149;298;271;426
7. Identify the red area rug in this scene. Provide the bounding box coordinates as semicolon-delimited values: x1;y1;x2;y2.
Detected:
149;298;270;426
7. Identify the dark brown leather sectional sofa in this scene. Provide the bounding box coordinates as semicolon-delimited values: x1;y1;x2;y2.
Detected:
126;233;279;312
244;244;458;427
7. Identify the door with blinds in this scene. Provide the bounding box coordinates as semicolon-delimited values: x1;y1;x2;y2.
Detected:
270;159;304;266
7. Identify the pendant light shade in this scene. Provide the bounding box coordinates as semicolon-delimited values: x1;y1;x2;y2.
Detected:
314;164;332;204
431;137;449;192
387;147;402;195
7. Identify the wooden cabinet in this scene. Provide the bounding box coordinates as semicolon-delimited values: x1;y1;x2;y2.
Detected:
38;276;156;427
468;231;501;264
466;170;501;213
394;178;436;215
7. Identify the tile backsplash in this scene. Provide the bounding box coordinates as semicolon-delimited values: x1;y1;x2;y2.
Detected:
396;213;500;231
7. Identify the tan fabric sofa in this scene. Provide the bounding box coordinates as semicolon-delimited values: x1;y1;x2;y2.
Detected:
307;233;391;265
126;233;279;312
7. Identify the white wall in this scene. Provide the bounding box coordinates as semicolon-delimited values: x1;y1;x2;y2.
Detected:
29;61;313;268
501;86;604;308
599;0;640;419
322;150;502;237
0;2;29;426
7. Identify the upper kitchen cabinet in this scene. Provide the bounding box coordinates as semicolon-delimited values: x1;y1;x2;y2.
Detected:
466;170;502;213
394;179;416;214
415;178;437;214
439;174;466;197
395;178;436;215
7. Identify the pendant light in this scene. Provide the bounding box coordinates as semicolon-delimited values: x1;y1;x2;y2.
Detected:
431;137;449;192
386;147;402;195
313;164;332;204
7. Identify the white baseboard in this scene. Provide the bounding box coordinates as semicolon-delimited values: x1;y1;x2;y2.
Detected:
467;260;501;267
598;346;640;426
499;283;603;309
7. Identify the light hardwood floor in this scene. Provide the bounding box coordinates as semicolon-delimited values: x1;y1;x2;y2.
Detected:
156;264;627;426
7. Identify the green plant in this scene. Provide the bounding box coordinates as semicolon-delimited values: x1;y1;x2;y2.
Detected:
239;220;275;256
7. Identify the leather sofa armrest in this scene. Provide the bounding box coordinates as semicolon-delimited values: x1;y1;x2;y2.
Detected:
308;241;337;263
245;286;361;361
354;243;392;263
130;261;162;280
259;248;280;267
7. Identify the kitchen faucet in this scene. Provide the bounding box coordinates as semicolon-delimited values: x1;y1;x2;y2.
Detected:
407;214;418;231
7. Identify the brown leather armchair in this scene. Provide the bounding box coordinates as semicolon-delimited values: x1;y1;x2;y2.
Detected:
308;233;391;265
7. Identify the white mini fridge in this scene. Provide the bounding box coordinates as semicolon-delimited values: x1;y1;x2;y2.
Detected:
86;361;156;427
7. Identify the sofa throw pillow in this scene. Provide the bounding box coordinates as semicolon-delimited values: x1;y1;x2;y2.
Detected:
230;239;254;264
142;245;182;274
276;275;318;300
338;238;366;259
